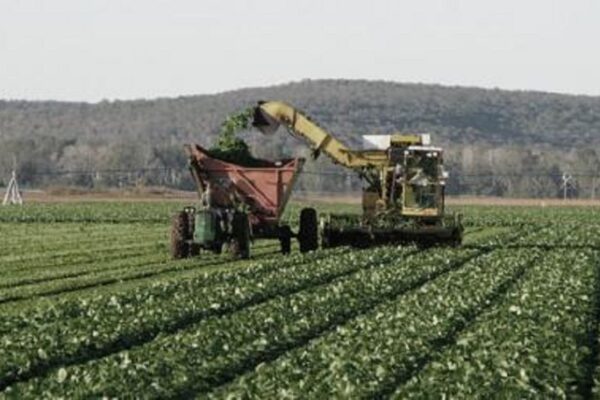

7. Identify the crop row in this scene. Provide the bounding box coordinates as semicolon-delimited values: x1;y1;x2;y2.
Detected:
0;231;166;263
509;222;600;248
393;248;599;398
0;252;167;289
1;238;166;272
0;222;167;250
0;245;366;389
0;242;344;331
1;240;278;292
0;253;172;304
0;203;183;223
0;227;519;396
453;206;600;229
0;242;284;308
468;217;600;250
0;223;518;332
4;245;479;397
206;247;540;399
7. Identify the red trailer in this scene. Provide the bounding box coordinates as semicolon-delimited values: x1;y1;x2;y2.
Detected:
170;144;318;259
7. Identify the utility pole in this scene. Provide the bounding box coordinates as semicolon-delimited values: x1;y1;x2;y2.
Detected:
3;156;23;206
3;170;23;206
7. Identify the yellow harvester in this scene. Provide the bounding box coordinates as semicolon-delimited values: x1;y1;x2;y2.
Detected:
252;100;463;247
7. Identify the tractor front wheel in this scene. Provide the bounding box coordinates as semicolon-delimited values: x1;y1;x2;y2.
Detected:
171;211;191;259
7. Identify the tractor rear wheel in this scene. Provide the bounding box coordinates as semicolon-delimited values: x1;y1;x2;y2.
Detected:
230;212;250;259
171;211;191;259
299;207;318;253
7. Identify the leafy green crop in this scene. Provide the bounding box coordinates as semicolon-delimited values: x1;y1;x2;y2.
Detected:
0;203;599;398
393;249;598;399
206;247;539;399
207;108;268;166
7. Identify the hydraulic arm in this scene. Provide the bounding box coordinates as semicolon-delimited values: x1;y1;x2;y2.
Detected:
253;101;387;169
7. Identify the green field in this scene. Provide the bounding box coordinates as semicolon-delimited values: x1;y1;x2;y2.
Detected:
0;202;599;398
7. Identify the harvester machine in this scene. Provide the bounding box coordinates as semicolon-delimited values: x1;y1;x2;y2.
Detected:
170;144;319;259
252;101;463;248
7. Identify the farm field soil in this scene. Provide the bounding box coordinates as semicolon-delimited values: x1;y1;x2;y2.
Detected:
9;188;197;203
9;188;600;207
0;201;599;398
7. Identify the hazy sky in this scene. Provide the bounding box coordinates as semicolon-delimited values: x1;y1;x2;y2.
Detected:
1;0;599;101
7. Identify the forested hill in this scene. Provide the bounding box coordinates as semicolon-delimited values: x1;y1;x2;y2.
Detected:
1;79;599;197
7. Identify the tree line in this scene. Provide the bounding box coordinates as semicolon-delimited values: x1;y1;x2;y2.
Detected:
1;79;599;198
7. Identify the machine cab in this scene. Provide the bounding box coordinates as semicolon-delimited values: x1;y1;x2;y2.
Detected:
401;145;446;217
361;133;448;219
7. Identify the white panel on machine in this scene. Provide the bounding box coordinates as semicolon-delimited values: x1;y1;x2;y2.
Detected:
362;134;431;149
362;135;391;150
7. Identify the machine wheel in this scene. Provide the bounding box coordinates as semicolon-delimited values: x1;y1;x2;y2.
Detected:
279;225;292;255
299;208;319;253
171;211;191;259
230;212;250;259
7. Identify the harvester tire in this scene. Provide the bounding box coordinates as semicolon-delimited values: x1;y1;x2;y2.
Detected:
230;212;250;259
299;207;318;253
279;225;292;255
171;211;191;259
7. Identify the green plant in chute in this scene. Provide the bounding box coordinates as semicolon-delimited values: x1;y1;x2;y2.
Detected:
209;108;264;166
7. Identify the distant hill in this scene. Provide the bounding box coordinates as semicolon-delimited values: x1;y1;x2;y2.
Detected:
1;79;599;197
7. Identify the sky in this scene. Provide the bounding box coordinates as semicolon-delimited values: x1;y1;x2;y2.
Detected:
0;0;599;102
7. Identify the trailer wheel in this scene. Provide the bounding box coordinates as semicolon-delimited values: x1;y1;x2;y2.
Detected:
299;208;318;253
230;212;250;259
171;211;190;259
279;225;292;255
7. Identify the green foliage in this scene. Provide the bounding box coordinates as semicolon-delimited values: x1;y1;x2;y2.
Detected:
207;108;260;166
0;202;185;223
393;248;598;399
2;80;600;196
209;248;537;399
0;203;599;398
